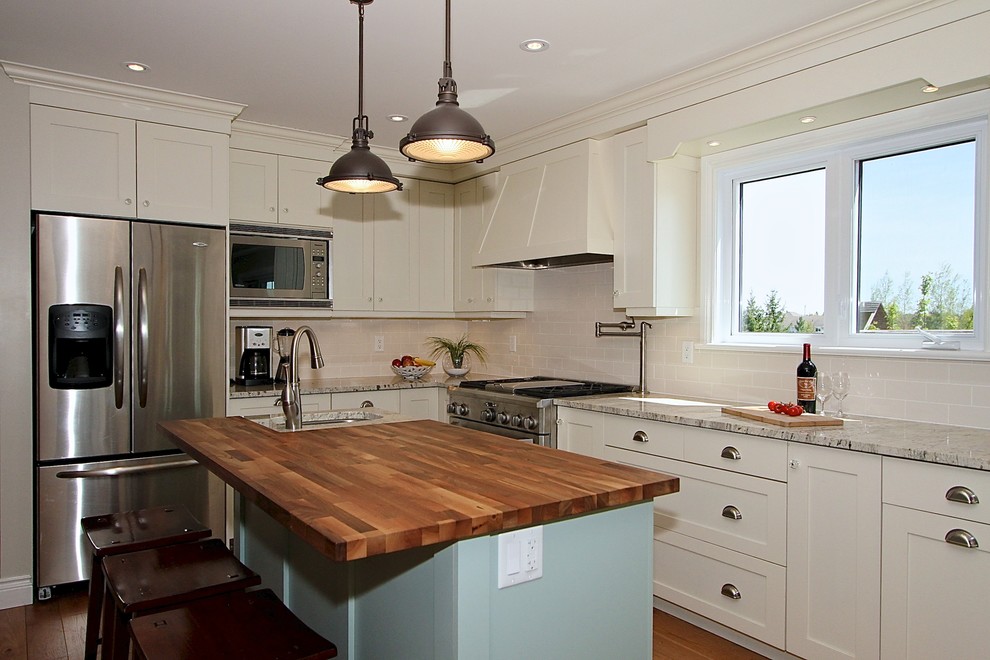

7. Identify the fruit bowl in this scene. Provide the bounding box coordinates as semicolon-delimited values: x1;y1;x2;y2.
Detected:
391;364;433;380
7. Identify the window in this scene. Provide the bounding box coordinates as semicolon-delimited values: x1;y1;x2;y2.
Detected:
706;92;988;354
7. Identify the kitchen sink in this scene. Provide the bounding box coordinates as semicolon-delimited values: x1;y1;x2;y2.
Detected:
248;408;405;432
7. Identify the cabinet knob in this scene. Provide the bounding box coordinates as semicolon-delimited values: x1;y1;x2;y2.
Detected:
467;297;474;303
789;459;801;469
377;297;383;303
613;290;619;296
142;200;150;207
720;446;741;460
367;297;373;302
282;207;289;214
124;198;133;206
486;297;493;303
721;505;742;520
632;430;649;443
945;528;979;549
945;486;980;505
269;206;276;212
720;584;742;600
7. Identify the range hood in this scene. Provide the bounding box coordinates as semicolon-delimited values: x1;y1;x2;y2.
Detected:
473;140;613;269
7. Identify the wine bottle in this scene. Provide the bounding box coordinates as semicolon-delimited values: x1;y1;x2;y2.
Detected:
796;343;817;413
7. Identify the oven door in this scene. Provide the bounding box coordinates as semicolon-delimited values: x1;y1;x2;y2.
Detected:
449;417;548;446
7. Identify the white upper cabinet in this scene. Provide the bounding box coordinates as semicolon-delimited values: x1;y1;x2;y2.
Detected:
453;173;533;314
609;127;697;316
333;178;455;314
229;149;334;229
32;105;228;225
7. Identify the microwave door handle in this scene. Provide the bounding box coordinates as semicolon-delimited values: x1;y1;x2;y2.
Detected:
137;267;149;408
113;266;125;409
55;459;199;479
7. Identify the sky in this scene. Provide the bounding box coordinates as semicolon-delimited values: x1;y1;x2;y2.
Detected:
739;140;976;318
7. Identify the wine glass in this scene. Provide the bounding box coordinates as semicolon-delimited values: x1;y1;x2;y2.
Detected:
832;372;851;418
816;373;833;415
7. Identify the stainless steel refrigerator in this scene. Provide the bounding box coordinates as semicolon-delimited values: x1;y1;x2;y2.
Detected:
33;213;226;595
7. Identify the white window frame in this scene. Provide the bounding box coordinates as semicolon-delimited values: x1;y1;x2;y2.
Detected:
701;90;990;356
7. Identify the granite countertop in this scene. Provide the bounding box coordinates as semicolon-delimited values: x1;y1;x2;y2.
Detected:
229;373;501;399
557;395;990;472
160;416;679;561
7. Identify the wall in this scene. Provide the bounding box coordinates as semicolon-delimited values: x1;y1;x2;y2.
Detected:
0;72;35;607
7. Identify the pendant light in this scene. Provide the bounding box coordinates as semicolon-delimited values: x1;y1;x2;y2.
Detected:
399;0;494;164
318;0;401;194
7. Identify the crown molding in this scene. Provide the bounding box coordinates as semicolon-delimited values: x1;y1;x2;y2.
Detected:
1;61;245;133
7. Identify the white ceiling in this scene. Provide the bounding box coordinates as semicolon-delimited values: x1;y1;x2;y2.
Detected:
1;0;888;153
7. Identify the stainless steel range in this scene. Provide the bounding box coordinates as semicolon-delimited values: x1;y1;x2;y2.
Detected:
447;377;634;447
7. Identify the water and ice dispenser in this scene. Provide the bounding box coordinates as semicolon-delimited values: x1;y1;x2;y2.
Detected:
47;304;113;389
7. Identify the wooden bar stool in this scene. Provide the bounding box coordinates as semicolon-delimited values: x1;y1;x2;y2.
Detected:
81;505;211;660
129;588;338;659
101;537;261;660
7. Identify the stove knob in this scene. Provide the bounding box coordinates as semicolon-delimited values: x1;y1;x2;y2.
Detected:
457;403;470;416
511;414;522;427
523;416;538;430
481;408;496;423
446;401;458;414
496;412;509;425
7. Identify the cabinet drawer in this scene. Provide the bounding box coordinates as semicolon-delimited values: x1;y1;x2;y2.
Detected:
227;393;331;417
682;426;788;481
605;447;786;564
654;530;786;649
332;389;401;412
604;415;684;460
883;457;990;525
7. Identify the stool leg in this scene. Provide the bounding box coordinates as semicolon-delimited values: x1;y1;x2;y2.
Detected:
111;607;132;660
84;554;104;660
99;586;117;660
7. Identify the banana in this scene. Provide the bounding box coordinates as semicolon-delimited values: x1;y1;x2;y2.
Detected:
413;357;435;367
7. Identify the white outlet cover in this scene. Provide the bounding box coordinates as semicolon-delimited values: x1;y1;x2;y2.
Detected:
497;526;543;589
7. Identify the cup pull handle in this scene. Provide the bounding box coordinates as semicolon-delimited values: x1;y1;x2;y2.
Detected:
945;486;980;505
945;529;979;549
722;505;742;520
632;430;649;443
721;446;741;460
721;584;741;599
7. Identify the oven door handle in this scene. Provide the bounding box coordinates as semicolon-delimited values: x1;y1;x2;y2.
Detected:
449;417;546;445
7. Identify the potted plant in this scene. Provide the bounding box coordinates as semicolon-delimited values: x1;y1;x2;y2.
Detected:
425;334;488;376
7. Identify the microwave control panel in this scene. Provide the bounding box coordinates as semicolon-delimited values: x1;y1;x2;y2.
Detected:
311;242;328;297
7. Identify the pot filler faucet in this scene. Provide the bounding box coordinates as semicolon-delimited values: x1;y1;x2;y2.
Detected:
279;325;325;431
595;320;652;395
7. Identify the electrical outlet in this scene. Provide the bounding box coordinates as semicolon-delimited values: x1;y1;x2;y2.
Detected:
497;526;543;589
681;341;694;364
374;335;385;352
509;335;517;352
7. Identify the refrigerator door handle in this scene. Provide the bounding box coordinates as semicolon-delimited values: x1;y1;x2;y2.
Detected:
55;458;199;479
137;267;149;408
113;265;125;409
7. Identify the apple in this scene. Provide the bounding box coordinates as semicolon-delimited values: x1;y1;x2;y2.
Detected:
401;355;415;367
391;358;402;367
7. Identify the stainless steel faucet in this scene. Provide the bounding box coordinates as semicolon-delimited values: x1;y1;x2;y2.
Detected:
279;325;325;431
595;319;653;395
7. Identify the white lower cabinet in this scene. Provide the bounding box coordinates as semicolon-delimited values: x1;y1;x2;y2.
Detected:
226;393;331;417
331;388;441;421
555;408;604;457
589;410;888;657
787;443;881;660
880;458;990;660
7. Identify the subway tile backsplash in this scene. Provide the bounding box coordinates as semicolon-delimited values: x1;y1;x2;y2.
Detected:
240;263;990;430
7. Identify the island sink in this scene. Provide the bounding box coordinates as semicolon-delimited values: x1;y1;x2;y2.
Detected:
247;408;397;433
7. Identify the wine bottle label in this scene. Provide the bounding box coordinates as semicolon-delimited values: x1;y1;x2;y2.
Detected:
797;377;816;401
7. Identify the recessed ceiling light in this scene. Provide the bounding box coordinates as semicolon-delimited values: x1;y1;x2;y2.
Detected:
123;62;149;72
520;39;549;53
922;84;940;93
799;115;817;124
387;114;408;122
707;140;721;147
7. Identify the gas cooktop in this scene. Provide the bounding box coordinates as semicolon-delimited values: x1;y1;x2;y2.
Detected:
456;376;634;399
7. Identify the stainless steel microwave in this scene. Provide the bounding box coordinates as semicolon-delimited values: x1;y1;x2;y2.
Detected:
229;223;332;307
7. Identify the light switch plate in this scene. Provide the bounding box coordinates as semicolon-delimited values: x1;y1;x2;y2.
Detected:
497;526;543;589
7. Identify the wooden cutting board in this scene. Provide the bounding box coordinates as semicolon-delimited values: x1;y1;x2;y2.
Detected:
722;406;843;427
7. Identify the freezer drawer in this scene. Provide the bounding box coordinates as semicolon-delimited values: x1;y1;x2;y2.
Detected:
36;454;224;590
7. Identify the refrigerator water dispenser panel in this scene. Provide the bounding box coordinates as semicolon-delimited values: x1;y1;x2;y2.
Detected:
48;303;113;389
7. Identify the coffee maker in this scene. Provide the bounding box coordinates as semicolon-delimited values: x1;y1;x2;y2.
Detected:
234;326;272;386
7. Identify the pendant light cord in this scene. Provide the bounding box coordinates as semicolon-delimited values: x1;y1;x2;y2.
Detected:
443;0;452;81
357;1;365;125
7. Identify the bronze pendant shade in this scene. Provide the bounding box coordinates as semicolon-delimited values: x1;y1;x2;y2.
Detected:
318;0;401;194
399;0;494;164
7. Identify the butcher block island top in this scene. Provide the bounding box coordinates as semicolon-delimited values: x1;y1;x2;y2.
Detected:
160;416;678;562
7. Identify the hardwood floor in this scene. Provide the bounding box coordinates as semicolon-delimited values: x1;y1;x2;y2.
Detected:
0;587;763;659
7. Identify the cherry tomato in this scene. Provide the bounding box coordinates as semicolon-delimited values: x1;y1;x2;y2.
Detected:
773;402;787;414
768;401;777;411
785;405;803;416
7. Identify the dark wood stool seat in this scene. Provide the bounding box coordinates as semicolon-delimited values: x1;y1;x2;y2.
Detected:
101;537;261;660
81;505;211;660
129;588;338;660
